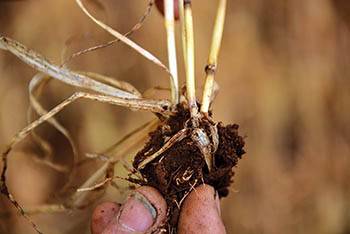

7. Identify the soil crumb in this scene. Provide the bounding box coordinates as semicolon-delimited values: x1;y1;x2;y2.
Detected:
132;104;245;233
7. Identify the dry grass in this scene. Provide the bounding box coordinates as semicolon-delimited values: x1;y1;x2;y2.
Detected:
0;0;350;233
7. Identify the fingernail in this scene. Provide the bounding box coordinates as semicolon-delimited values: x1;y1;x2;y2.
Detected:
118;192;157;232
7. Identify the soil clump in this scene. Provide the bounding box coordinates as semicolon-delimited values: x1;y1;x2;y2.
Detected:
132;104;245;232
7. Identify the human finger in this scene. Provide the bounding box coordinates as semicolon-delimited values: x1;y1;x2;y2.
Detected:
91;186;167;234
178;184;226;234
91;202;121;234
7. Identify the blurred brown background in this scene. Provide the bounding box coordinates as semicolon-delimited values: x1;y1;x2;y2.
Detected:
0;0;350;233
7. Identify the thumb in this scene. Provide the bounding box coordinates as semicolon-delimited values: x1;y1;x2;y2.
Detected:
178;184;226;234
91;186;167;234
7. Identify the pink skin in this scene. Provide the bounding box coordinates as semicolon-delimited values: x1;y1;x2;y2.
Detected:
91;202;120;234
178;185;226;234
91;185;226;234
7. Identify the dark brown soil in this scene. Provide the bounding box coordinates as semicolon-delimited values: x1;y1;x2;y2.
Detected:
132;104;245;233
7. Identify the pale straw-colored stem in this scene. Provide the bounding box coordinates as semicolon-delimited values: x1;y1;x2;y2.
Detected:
164;0;179;104
75;0;179;103
201;0;227;113
183;0;198;116
179;0;187;68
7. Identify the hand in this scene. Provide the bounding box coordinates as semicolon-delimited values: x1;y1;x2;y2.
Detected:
91;185;226;234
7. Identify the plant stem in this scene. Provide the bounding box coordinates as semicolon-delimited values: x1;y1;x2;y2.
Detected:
179;0;187;69
201;0;227;113
183;0;198;116
164;0;179;104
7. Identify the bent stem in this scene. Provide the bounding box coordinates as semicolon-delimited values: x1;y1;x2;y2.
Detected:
0;92;170;212
75;0;179;103
71;120;158;207
62;0;154;67
164;0;179;104
75;0;165;70
29;74;81;192
137;128;189;169
0;36;138;99
183;0;198;117
0;147;43;234
201;0;227;113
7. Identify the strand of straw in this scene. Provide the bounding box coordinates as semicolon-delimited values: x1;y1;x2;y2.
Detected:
201;0;227;113
164;0;179;104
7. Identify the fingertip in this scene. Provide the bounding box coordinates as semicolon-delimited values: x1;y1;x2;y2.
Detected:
91;186;167;234
91;202;120;234
178;184;226;234
135;186;167;229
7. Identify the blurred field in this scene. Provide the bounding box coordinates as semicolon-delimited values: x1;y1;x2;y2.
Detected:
0;0;350;233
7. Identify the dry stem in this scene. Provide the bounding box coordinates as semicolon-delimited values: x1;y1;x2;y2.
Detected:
164;0;179;104
179;0;187;68
71;120;158;207
0;37;138;99
137;128;189;169
75;0;180;104
62;0;154;67
183;0;198;117
29;73;78;180
201;0;227;113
